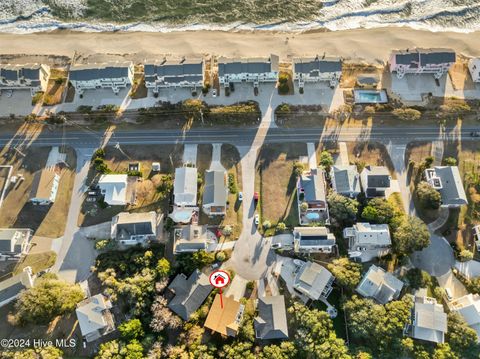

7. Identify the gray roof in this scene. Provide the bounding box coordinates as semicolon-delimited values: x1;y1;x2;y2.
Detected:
433;166;468;206
70;63;131;81
218;58;273;76
0;281;25;304
413;297;448;343
300;170;327;206
173;225;210;253
294;227;336;247
254;295;289;340
0;269;33;305
145;59;203;78
203;170;227;207
294;261;334;300
294;57;342;75
393;49;456;67
356;265;403;304
331;165;360;194
174;167;198;206
168;270;213;320
363;166;391;188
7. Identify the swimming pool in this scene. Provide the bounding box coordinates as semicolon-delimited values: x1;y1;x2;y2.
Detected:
354;89;388;104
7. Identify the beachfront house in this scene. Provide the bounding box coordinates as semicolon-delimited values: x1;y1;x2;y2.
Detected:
0;64;50;96
293;56;342;88
144;58;204;93
293;226;336;254
173;225;215;254
168;270;213;321
424;166;468;207
344;222;391;262
76;294;115;343
297;168;329;225
404;289;447;344
69;61;134;95
450;293;480;341
389;48;456;79
204;294;245;337
356;264;404;304
202;170;228;217
217;57;279;87
360;165;392;198
254;295;289;340
0;267;35;308
468;58;480;82
29;168;60;206
0;228;33;260
330;165;361;198
293;261;334;301
111;211;157;245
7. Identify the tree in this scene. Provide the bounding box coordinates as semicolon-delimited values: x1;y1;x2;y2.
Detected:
2;346;64;359
404;268;432;289
263;220;271;229
293;162;305;177
150;295;182;332
328;258;362;290
319;151;334;172
96;340;121;359
327;193;359;226
446;312;480;358
156;258;171;278
223;225;233;236
120;340;144;359
392;108;422;121
119;319;144;341
216;251;226;262
458;249;474;262
260;342;298;359
15;273;84;324
393;216;430;255
276;222;286;232
433;344;459;359
288;302;351;358
361;198;395;224
442;157;457;166
176;250;215;272
416;181;441;210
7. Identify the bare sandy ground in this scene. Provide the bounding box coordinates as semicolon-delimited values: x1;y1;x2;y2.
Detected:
1;27;480;63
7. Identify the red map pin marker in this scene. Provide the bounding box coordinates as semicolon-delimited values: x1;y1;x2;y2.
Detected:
209;270;231;309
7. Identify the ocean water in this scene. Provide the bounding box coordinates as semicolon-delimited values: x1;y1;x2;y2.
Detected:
0;0;480;33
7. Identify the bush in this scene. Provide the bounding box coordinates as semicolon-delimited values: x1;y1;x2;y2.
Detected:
263;220;271;229
119;318;144;341
77;105;93;114
416;181;441;210
276;222;286;232
95;162;110;174
95;239;111;250
293;162;305;177
443;157;457;166
277;103;291;113
127;170;143;177
94;148;106;158
364;106;376;115
223;225;233;236
246;281;255;291
31;91;44;105
216;251;226;262
458;249;474;262
278;73;290;95
228;173;237;194
392;108;422;121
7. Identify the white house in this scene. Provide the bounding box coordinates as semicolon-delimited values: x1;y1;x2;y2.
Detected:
293;57;342;87
111;211;157;245
356;265;404;304
389;48;456;79
450;293;480;341
29;168;60;205
202;170;228;216
76;294;115;342
293;226;336;254
330;165;361;198
344;223;391;262
69;62;134;95
173;225;215;254
217;57;279;87
144;58;204;92
173;167;198;207
297;169;330;225
424;166;468;207
360;165;392;198
98;174;129;206
0;267;35;307
468;58;480;82
0;64;50;95
0;228;33;260
293;261;334;301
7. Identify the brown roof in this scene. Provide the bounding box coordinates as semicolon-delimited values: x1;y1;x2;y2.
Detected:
204;294;241;337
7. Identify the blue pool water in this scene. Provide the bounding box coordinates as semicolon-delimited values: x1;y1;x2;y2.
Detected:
306;212;320;220
354;90;388;104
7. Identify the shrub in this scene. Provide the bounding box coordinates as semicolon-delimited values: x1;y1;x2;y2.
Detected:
277;103;291;113
31;91;44;105
127;170;143;177
278;73;290;94
443;157;457;166
458;249;474;262
77;105;93;114
95;239;111;250
94;148;106;158
293;162;305;177
228;173;237;194
95;162;110;174
246;281;255;290
276;222;286;232
119;319;144;341
216;251;226;262
223;225;233;236
392;108;422;121
263;220;271;229
364;106;376;115
416;181;441;210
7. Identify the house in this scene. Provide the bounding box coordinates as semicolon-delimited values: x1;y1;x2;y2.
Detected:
168;270;213;320
474;225;480;250
293;56;342;87
360;165;391;198
424;166;467;207
297;169;329;225
330;165;361;198
468;58;480;83
173;225;214;254
0;64;50;95
174;167;198;207
389;48;456;79
293;226;336;254
29;168;60;205
450;293;480;341
0;228;33;259
69;61;134;95
144;58;204;93
344;223;391;262
202;170;228;216
0;267;34;307
76;294;115;343
217;57;279;86
293;261;334;301
254;295;289;340
111;211;157;245
98;174;129;206
356;265;404;304
204;294;244;337
405;289;447;344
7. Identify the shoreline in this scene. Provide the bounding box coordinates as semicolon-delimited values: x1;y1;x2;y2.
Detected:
1;27;480;63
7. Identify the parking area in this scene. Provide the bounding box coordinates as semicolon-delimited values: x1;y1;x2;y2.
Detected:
60;88;131;112
0;90;35;116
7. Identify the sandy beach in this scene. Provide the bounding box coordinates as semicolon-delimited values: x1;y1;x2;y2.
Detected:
1;27;480;63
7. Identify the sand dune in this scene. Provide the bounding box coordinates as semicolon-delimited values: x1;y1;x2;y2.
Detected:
1;27;480;63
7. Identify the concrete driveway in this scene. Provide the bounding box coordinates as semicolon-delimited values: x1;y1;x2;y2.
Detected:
437;270;468;300
455;260;480;280
411;232;455;277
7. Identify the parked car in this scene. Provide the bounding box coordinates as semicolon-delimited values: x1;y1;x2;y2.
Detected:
229;82;235;92
254;192;259;202
212;89;217;98
254;214;259;225
211;263;220;270
471;131;480;137
271;243;282;249
238;192;243;202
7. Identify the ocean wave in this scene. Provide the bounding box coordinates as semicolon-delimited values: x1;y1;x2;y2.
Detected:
0;0;480;34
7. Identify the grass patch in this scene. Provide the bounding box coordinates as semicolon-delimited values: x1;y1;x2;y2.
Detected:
43;69;68;106
13;251;57;275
